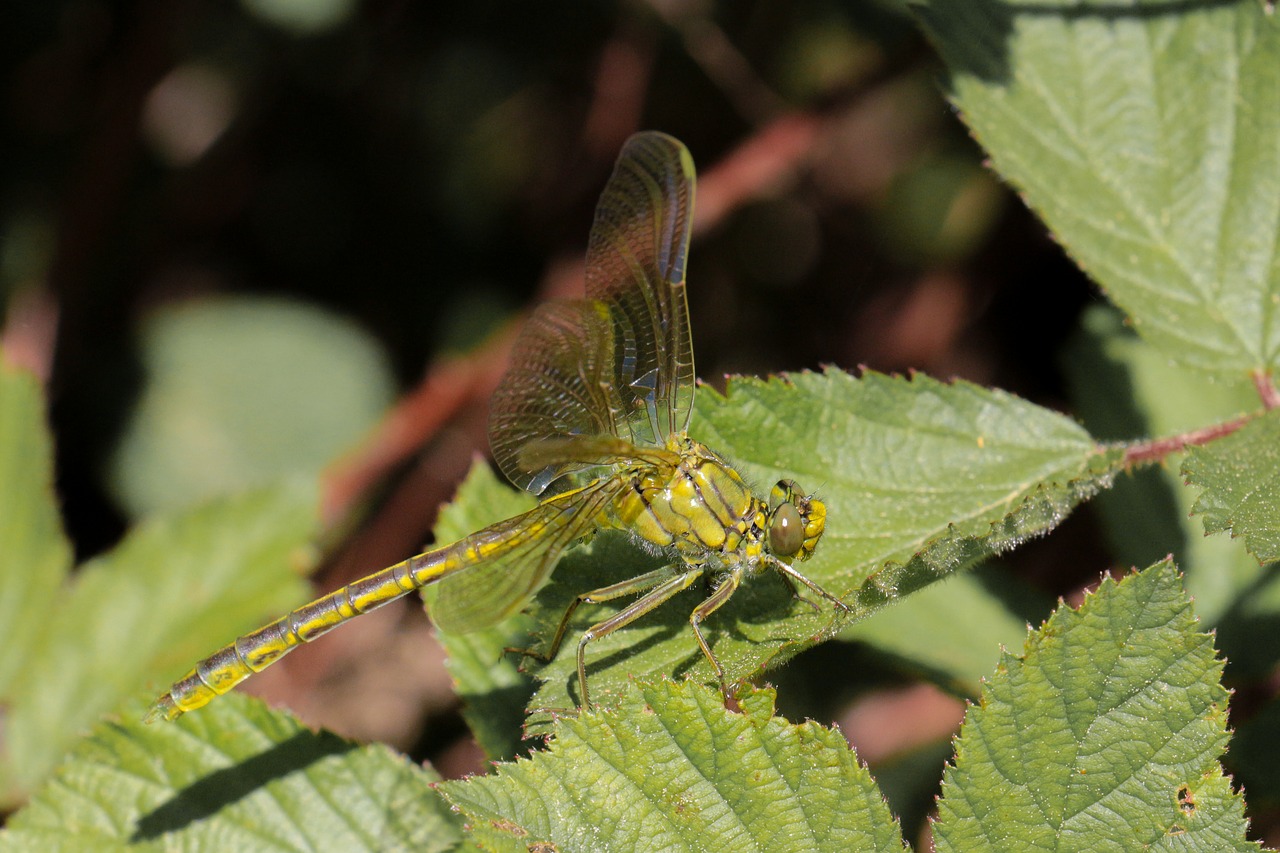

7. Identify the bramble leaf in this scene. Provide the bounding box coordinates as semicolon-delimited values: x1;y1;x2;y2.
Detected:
917;0;1280;375
0;363;320;803
0;364;72;703
0;694;455;852
1;483;317;800
1183;408;1280;565
439;680;907;853
934;560;1254;852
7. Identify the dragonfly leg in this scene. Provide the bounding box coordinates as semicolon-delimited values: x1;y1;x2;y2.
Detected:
506;566;679;664
777;571;821;614
689;566;744;704
574;568;705;706
769;558;851;614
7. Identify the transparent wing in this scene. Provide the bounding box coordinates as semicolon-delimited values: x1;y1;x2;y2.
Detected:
490;299;630;495
584;131;697;448
428;476;629;633
489;131;697;496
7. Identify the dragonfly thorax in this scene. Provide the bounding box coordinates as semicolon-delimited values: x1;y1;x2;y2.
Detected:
607;436;825;574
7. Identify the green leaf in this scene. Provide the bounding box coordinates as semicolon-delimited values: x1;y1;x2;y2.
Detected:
1064;305;1263;622
1183;408;1280;564
0;363;72;700
0;693;456;852
519;368;1117;713
1;483;316;800
917;1;1280;374
701;370;1117;606
933;560;1255;852
438;679;907;853
109;296;395;517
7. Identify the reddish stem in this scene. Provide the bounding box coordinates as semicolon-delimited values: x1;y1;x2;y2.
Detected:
1122;414;1255;467
1252;368;1280;410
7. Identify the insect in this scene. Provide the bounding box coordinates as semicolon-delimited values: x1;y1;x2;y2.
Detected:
146;131;849;722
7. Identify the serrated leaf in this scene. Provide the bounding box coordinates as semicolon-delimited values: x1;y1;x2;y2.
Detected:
934;560;1255;852
917;1;1280;374
0;363;72;698
438;680;907;853
1064;305;1263;622
109;296;395;517
1;483;316;800
0;693;455;853
1183;408;1280;564
518;368;1116;714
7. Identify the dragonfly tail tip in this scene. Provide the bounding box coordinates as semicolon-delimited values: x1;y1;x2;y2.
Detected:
143;695;181;724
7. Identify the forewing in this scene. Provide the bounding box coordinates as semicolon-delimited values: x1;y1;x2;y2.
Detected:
585;131;697;447
490;300;628;494
428;476;628;633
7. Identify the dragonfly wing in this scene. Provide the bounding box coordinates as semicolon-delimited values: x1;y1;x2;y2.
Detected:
490;299;633;494
428;476;627;633
490;132;696;496
585;131;697;447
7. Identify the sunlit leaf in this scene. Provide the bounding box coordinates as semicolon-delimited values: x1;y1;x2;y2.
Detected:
0;363;71;701
918;0;1280;375
3;484;316;798
439;680;907;853
1183;408;1280;565
934;560;1253;851
0;693;455;852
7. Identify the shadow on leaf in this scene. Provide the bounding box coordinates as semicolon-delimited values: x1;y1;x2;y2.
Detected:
132;730;356;841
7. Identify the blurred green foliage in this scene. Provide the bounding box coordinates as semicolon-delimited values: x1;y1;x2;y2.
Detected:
109;296;393;517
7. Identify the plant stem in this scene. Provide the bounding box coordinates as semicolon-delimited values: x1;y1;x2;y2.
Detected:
1122;414;1255;467
1252;368;1279;410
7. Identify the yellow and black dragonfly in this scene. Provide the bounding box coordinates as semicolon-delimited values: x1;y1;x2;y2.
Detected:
147;131;849;722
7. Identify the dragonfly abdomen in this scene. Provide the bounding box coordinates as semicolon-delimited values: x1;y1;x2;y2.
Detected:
145;541;487;722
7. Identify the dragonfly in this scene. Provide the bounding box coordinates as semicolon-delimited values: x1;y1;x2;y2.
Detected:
147;131;850;723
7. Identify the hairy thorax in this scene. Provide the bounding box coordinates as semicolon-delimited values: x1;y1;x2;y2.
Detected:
608;436;769;571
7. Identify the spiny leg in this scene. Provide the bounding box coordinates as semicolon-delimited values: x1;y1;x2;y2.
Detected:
507;566;679;664
770;558;851;614
778;571;821;614
688;566;744;703
573;568;705;706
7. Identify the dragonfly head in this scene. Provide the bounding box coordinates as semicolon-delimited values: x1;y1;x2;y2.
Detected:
767;479;826;561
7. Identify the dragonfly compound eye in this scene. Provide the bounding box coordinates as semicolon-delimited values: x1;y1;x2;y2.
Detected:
769;478;802;510
769;501;805;557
